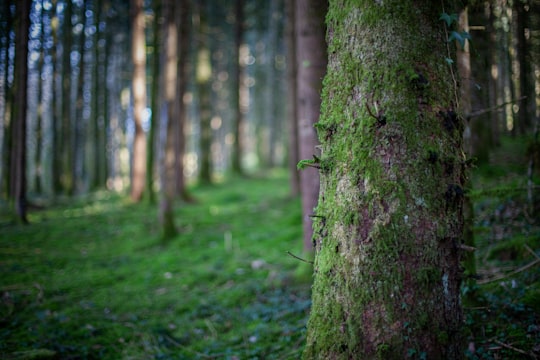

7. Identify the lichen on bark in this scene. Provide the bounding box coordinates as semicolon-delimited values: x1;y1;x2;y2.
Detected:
303;1;464;359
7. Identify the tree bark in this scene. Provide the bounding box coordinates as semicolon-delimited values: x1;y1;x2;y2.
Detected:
130;0;147;201
303;1;464;358
296;0;327;252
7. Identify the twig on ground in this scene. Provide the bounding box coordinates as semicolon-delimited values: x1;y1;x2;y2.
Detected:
493;339;538;359
286;251;313;265
478;257;540;285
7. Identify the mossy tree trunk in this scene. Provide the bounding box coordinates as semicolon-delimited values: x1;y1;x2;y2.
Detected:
303;1;465;359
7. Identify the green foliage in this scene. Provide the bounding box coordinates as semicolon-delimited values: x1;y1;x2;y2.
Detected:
439;12;471;49
439;12;459;27
464;135;540;359
0;172;309;359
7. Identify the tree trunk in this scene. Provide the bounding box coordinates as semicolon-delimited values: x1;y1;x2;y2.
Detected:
146;0;161;204
61;0;74;195
303;1;464;358
74;0;87;193
0;0;12;198
286;0;300;197
231;0;244;175
515;0;532;135
10;0;31;223
174;0;191;199
159;0;178;240
197;0;212;185
296;0;327;252
130;0;147;201
456;6;477;301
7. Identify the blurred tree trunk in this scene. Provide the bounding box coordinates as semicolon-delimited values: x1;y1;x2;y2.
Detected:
264;0;278;167
87;0;103;191
10;0;31;223
159;0;178;240
0;0;12;198
74;0;87;193
50;0;62;195
146;0;161;204
174;0;191;199
487;3;501;148
130;0;147;201
457;6;477;299
286;0;300;197
99;0;111;189
303;1;464;358
231;0;244;175
296;0;327;252
514;0;532;135
33;0;46;194
61;0;74;195
197;0;213;184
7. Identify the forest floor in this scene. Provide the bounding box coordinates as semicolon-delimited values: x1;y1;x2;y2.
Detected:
0;137;539;359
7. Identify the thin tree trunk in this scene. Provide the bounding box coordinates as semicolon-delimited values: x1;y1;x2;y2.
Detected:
10;0;31;223
174;0;191;199
49;0;62;195
197;0;212;185
286;0;300;197
146;0;161;204
130;0;147;201
74;0;87;193
515;0;531;135
159;0;178;240
61;0;74;195
303;1;464;358
34;0;46;194
231;0;244;175
296;0;327;252
0;0;12;198
457;6;477;300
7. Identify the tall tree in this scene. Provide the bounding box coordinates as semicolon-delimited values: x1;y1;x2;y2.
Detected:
303;1;465;358
174;0;191;199
0;0;13;198
130;0;147;201
159;0;178;239
231;0;244;175
286;0;300;197
10;0;31;223
60;0;74;195
146;0;161;204
296;0;327;252
197;0;213;184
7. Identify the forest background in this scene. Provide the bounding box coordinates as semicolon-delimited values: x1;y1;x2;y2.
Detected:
1;0;539;359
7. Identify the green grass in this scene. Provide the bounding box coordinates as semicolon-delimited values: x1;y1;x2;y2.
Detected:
1;171;310;359
1;138;539;359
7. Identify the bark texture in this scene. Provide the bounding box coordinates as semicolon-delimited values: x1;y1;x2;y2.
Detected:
303;1;465;359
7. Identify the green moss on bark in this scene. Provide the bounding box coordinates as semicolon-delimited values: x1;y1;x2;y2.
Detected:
304;1;463;359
